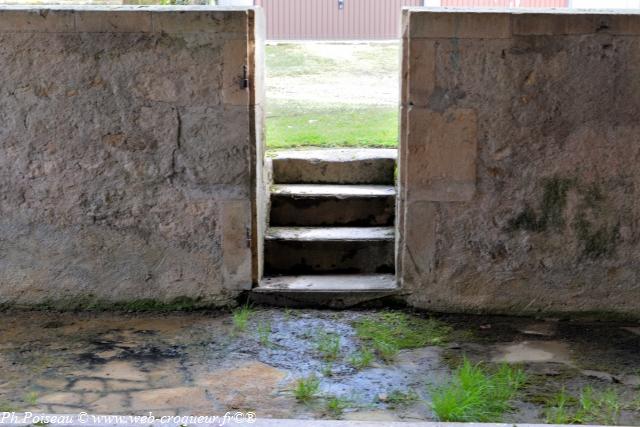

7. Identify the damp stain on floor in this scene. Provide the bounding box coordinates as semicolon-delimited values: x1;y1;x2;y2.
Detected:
0;309;638;424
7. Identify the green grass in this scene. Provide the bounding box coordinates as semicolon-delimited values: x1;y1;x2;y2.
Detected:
232;304;253;332
348;347;375;370
257;320;271;346
315;330;341;361
265;42;399;148
266;105;397;149
544;387;623;425
321;362;333;377
0;400;17;412
325;395;351;417
384;389;419;408
354;312;452;362
23;391;38;406
266;43;399;78
294;375;321;402
430;359;527;422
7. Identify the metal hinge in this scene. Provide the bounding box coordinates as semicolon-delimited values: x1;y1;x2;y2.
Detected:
241;65;249;89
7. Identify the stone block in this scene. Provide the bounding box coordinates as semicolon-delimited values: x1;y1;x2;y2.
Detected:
407;38;436;105
513;13;600;36
151;10;246;34
223;38;250;106
75;11;153;33
0;9;75;32
222;200;252;289
410;11;512;39
406;107;477;202
513;13;640;36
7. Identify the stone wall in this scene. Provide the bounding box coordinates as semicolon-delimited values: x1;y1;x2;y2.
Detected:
399;9;640;318
0;6;264;308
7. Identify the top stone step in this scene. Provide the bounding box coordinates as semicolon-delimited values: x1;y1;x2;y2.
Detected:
271;148;397;185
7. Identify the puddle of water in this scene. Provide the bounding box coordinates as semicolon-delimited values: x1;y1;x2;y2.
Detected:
492;341;571;363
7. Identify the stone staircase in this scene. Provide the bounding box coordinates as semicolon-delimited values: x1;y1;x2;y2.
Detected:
252;148;399;307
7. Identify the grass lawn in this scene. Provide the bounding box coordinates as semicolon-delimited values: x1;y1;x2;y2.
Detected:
266;43;399;149
267;104;398;149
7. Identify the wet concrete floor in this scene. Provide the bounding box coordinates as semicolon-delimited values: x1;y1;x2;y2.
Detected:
0;308;638;424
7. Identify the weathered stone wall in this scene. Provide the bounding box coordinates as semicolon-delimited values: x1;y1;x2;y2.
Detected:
400;9;640;318
0;6;264;307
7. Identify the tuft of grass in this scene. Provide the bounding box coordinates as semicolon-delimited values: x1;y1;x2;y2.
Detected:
232;304;253;332
545;386;623;425
294;375;320;402
321;363;333;377
632;391;640;412
257;320;272;347
23;391;38;406
384;389;419;408
0;400;17;412
348;347;375;370
430;359;527;422
544;388;573;424
354;312;452;362
316;331;341;361
325;395;350;417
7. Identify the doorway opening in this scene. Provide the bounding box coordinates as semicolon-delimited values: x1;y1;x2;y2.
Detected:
250;0;413;301
254;44;400;298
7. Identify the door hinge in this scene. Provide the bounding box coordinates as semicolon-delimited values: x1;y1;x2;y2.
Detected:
242;65;249;89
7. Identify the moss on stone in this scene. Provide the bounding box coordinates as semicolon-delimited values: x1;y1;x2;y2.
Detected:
508;176;573;232
574;215;619;259
0;296;222;313
539;177;573;228
508;204;542;232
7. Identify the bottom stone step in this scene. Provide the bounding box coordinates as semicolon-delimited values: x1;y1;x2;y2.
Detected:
250;274;399;308
256;274;397;292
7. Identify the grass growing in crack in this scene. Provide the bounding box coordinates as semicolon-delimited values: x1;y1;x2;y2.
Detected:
23;391;38;406
232;304;253;332
316;330;341;361
294;375;320;402
544;387;623;425
632;392;640;412
348;347;375;370
430;359;527;422
354;312;451;362
257;320;271;346
321;362;333;377
385;389;420;408
325;395;351;417
0;400;17;412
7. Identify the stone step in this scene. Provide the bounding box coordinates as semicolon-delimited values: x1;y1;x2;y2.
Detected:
264;227;395;275
271;148;397;185
257;274;397;292
250;274;398;308
270;184;396;227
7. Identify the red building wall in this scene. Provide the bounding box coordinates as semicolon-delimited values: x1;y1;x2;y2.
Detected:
254;0;569;40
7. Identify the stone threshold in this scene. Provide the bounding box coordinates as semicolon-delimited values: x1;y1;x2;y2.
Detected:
265;227;394;241
271;184;396;198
